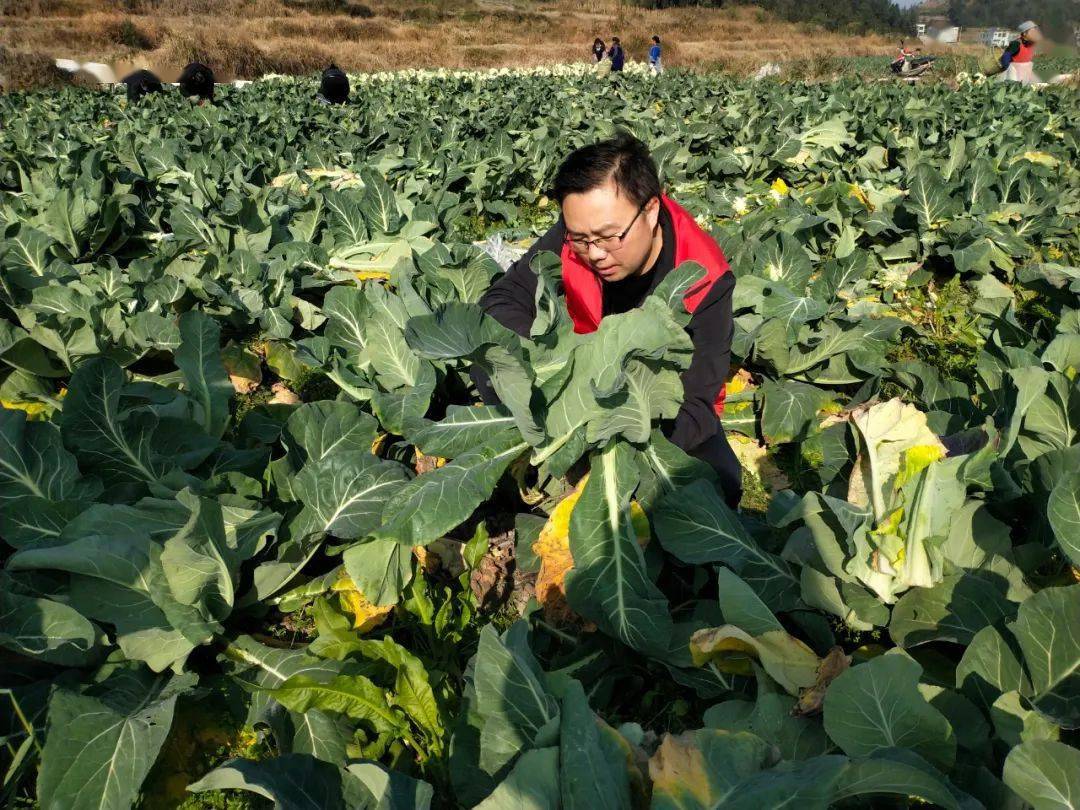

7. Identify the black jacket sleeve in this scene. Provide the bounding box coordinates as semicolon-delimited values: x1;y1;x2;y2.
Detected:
478;220;566;338
472;222;566;403
666;272;735;452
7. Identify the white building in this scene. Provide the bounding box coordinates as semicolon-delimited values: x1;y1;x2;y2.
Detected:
979;29;1012;48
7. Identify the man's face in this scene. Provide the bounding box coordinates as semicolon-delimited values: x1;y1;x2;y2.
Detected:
561;182;660;283
1023;27;1041;43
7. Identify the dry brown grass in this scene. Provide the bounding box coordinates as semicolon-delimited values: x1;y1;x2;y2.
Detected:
1;0;926;88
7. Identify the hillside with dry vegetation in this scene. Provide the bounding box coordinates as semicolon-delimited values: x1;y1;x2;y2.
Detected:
0;0;908;88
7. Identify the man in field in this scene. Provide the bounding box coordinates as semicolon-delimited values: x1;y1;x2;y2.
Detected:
478;133;742;506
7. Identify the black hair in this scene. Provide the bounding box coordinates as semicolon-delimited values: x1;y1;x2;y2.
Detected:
612;36;620;44
179;62;215;101
122;69;163;103
594;37;604;46
551;131;661;207
652;35;660;43
320;64;350;104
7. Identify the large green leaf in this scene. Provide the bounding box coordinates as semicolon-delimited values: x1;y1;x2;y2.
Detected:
359;167;402;234
291;455;412;541
587;362;683;446
955;624;1030;711
10;517;204;671
38;669;185;810
0;409;90;506
405;405;516;458
906;165;959;229
342;539;413;606
59;358;171;486
282;401;380;467
345;761;434;810
653;479;798;612
565;442;673;657
175;311;232;438
474;747;560;810
1048;471;1080;568
187;754;360;810
759;379;833;444
371;430;528;547
823;654;956;770
268;673;407;736
221;635;345;722
705;672;831;761
472;623;559;775
559;681;631;810
1003;740;1080;810
0;586;102;665
1010;585;1080;728
889;572;1017;648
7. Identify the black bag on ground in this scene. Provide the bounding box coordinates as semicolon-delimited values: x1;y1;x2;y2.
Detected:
179;62;215;102
121;69;163;102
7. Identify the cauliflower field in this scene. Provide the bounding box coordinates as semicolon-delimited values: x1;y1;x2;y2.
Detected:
1;66;1079;809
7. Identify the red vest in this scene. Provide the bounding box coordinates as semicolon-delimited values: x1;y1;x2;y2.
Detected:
559;195;731;414
1013;40;1035;63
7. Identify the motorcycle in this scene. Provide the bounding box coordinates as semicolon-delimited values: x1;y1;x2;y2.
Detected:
889;42;936;80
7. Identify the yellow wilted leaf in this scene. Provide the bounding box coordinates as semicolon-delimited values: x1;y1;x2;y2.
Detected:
371;433;387;455
848;183;873;211
1;399;49;419
846;399;946;515
331;573;393;633
794;646;851;716
354;270;392;282
510;453;545;506
533;477;648;624
894;444;946;488
222;341;262;395
770;177;790;196
267;382;300;406
270;168;360;193
728;434;789;494
1016;151;1059;167
414;450;447;475
649;733;715;808
414;538;465;578
690;625;820;695
725;367;754;396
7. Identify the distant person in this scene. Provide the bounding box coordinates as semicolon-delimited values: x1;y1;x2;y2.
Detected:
318;64;349;104
121;69;163;102
607;37;625;72
592;38;606;62
649;35;662;73
179;62;215;103
998;20;1041;84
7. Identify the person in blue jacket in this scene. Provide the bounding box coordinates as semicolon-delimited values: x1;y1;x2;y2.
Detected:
649;35;662;73
607;37;625;71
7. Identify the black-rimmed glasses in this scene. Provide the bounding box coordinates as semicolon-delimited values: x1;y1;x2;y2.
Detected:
564;203;648;254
